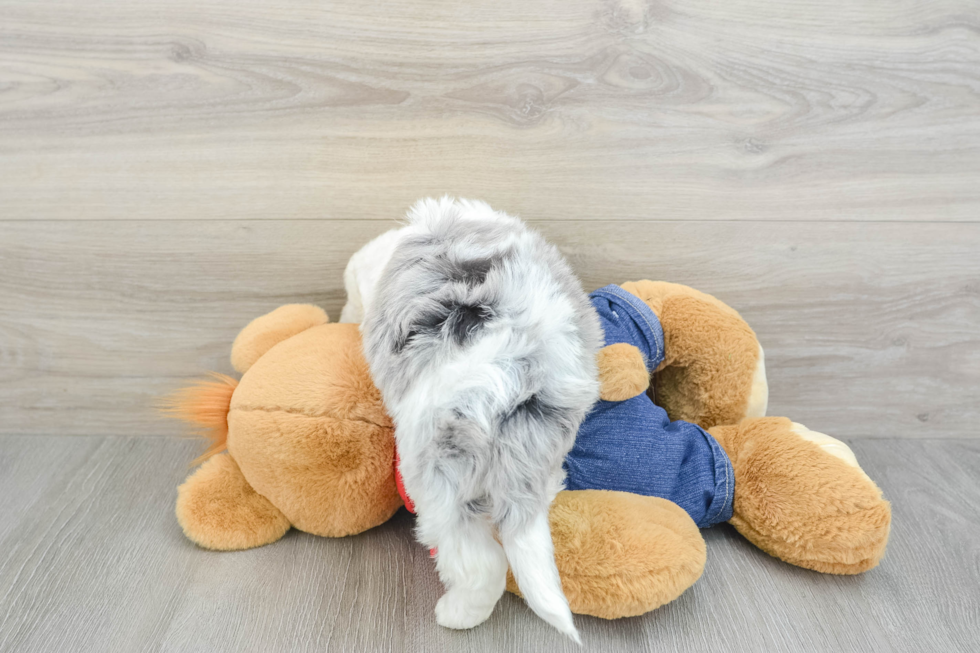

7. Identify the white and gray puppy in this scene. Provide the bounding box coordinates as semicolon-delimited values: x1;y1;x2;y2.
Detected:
360;198;601;641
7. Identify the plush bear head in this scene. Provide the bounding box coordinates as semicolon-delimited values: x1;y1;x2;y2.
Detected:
173;305;402;546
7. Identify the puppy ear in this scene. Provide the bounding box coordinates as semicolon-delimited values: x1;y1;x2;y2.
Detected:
340;226;408;323
597;343;649;402
339;257;365;323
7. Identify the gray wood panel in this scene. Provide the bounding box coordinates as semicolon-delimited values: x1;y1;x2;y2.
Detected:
0;435;976;652
2;219;978;439
1;0;978;223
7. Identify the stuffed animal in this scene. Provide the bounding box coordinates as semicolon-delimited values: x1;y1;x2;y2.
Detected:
167;282;890;620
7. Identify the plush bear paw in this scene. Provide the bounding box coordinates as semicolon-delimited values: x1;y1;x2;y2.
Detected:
176;453;291;551
507;490;705;619
709;417;891;574
597;343;650;401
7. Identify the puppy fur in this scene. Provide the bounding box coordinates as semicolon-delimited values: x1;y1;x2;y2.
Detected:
340;228;408;324
361;198;601;640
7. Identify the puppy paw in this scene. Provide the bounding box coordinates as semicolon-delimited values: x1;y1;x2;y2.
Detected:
435;590;496;629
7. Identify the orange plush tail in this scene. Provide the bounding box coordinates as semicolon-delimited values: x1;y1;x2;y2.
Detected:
160;372;239;466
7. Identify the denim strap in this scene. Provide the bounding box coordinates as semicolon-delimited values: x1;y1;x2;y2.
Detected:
589;284;665;370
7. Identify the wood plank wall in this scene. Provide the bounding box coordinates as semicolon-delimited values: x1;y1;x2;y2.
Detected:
1;0;978;438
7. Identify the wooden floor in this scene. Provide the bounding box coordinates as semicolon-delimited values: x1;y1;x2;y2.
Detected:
2;0;979;651
0;435;977;653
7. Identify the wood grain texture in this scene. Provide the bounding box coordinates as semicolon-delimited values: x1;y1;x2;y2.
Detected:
1;0;979;222
0;221;980;438
1;435;977;652
2;219;978;439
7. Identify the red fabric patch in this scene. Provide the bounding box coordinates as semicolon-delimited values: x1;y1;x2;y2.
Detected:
393;447;436;558
393;448;415;514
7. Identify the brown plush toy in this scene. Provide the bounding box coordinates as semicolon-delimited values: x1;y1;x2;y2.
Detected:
167;282;890;620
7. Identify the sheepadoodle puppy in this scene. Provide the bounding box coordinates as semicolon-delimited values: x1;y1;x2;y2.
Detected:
359;198;601;640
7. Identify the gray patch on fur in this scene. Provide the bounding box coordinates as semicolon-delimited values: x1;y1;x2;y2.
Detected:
361;198;602;538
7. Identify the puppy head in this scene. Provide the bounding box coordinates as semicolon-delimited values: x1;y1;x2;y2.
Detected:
341;197;518;324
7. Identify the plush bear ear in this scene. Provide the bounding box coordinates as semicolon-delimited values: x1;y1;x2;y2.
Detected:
230;304;329;374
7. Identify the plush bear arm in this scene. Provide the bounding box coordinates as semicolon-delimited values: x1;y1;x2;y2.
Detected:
231;304;329;374
597;343;650;401
620;280;767;429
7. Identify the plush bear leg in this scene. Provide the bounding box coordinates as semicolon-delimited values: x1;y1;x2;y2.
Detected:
507;490;706;619
709;417;890;574
176;453;291;551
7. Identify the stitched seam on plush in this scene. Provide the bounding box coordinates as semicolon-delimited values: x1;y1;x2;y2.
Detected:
230;405;390;429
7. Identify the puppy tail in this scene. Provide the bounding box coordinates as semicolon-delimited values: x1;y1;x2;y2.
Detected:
502;510;580;644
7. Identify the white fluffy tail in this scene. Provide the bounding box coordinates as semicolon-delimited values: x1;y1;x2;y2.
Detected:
502;511;580;644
